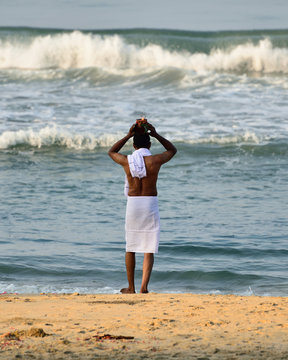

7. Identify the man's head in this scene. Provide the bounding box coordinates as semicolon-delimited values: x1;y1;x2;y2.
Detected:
133;133;151;149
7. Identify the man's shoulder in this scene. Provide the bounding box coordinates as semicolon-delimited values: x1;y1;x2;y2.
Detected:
143;154;162;169
108;151;128;166
146;153;162;162
150;150;176;165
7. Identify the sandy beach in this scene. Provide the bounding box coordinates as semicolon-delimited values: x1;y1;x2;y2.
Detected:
0;293;287;359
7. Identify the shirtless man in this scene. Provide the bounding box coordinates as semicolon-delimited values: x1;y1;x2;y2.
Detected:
108;123;177;293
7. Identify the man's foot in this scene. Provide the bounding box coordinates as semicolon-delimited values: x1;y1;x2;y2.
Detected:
120;288;136;294
140;289;149;294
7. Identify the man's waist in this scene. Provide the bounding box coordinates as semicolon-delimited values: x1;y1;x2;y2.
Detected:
127;195;158;198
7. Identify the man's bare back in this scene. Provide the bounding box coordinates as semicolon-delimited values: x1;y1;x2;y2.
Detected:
108;123;176;196
123;155;162;196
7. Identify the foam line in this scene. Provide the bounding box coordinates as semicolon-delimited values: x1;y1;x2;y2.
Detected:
0;126;264;150
0;32;288;74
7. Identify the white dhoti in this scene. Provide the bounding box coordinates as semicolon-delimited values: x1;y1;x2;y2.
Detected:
125;196;160;253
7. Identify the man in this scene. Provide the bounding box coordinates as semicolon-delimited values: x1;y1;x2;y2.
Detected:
108;122;177;293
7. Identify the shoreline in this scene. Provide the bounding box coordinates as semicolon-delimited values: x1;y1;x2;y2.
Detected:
1;293;287;359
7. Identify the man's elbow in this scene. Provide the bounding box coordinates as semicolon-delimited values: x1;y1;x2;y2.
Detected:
108;150;114;159
167;147;177;160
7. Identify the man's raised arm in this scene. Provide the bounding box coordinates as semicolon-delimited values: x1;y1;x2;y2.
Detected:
108;125;135;165
148;124;177;164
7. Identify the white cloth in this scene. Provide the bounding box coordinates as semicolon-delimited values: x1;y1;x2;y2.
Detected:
128;148;152;178
124;148;152;197
125;196;160;253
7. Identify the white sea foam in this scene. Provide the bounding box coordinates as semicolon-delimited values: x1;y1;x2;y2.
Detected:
0;32;288;74
0;283;277;296
0;126;122;150
0;126;264;150
183;131;262;145
0;283;119;294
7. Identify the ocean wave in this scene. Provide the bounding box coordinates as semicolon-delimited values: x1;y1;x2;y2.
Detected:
0;31;288;74
0;126;119;150
0;126;276;150
161;243;288;258
182;132;262;145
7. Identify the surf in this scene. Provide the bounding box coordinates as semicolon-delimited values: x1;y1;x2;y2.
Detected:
1;126;287;152
1;29;288;75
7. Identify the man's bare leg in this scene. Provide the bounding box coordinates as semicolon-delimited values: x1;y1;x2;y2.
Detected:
121;252;136;294
140;253;154;293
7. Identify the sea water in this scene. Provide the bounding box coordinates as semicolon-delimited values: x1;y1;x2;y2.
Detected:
0;28;287;295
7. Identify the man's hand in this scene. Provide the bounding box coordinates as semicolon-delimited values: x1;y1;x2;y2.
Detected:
127;124;136;138
147;123;157;137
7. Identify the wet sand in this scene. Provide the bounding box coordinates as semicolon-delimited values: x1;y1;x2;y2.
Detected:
0;293;287;359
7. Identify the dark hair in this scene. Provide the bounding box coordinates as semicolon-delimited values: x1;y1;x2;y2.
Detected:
133;133;151;149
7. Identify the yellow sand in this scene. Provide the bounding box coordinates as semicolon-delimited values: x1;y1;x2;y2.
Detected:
0;293;287;359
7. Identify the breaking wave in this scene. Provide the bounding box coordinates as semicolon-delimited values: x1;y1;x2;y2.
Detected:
0;126;270;150
0;126;118;150
0;31;288;74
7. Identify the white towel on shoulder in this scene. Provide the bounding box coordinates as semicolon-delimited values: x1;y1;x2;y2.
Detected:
128;148;152;178
124;148;152;197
